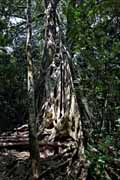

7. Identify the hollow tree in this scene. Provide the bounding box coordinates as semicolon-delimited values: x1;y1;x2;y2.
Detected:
36;0;88;179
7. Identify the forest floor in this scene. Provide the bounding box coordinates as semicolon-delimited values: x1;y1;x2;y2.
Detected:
0;124;83;180
0;147;80;180
0;150;30;180
0;124;120;180
0;125;30;180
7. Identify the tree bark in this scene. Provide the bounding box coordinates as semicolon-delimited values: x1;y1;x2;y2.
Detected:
37;0;88;179
26;0;40;179
42;0;84;145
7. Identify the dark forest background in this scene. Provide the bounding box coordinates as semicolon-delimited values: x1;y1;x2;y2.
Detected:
0;0;120;179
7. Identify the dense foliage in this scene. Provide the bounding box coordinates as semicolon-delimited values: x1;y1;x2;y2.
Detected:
0;0;120;179
65;1;120;178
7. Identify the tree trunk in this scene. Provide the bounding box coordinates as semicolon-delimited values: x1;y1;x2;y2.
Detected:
42;0;84;145
26;0;40;179
36;0;88;179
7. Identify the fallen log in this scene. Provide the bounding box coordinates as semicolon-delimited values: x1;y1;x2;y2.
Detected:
0;141;29;149
15;124;28;131
0;138;71;151
0;139;29;143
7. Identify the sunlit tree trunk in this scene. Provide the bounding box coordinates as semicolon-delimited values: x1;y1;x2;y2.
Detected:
26;0;40;179
42;0;84;144
37;0;88;179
